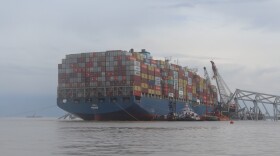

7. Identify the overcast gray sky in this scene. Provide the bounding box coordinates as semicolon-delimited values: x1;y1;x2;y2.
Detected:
1;0;280;116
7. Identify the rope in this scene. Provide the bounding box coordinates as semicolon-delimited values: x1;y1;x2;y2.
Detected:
115;103;139;121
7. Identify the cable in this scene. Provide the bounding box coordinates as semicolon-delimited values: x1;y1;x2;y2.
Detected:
115;103;139;121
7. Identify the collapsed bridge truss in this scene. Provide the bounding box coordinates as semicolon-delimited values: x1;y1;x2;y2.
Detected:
229;89;280;121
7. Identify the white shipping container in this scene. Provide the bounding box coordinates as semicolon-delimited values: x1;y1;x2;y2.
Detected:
125;52;132;56
188;78;192;85
129;66;141;71
134;66;141;71
155;81;161;86
185;72;188;77
174;83;178;90
168;93;174;97
132;61;140;66
188;93;192;100
131;71;141;76
155;77;161;81
179;90;184;95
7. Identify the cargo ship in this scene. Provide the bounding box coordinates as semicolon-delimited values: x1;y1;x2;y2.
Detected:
57;49;218;121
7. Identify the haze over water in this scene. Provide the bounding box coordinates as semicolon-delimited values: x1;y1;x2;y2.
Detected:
1;118;279;156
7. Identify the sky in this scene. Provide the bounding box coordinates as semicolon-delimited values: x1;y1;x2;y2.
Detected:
1;0;280;116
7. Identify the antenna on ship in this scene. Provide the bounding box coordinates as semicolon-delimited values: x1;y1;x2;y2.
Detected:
165;56;172;62
175;58;179;65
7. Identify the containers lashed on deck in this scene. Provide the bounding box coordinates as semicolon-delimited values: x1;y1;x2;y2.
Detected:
58;49;217;104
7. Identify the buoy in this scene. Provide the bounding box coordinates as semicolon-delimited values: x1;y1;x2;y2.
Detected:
230;120;234;124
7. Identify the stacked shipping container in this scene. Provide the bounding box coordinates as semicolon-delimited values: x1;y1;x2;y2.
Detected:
58;49;217;106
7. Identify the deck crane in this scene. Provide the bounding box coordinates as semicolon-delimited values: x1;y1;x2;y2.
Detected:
210;61;236;112
203;67;211;90
203;67;217;105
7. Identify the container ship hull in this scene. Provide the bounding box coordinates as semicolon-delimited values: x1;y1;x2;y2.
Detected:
57;95;213;121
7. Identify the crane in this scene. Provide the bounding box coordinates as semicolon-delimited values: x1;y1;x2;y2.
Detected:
203;67;217;105
204;66;231;120
209;61;280;120
203;67;211;90
210;61;236;112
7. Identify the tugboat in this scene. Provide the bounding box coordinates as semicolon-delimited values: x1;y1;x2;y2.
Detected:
177;104;200;121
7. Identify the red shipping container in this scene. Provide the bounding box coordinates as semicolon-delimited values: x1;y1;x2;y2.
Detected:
91;77;97;81
85;73;91;77
126;56;136;61
151;60;156;64
141;64;147;69
131;81;141;86
142;88;148;93
133;91;141;96
155;86;161;90
131;76;141;81
86;62;92;68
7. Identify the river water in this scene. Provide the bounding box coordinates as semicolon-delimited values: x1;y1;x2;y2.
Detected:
0;118;279;156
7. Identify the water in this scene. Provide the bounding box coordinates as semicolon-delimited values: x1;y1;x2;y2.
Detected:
1;118;280;156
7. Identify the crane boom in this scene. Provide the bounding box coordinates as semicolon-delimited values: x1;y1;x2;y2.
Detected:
204;67;218;105
210;61;232;106
203;67;211;87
